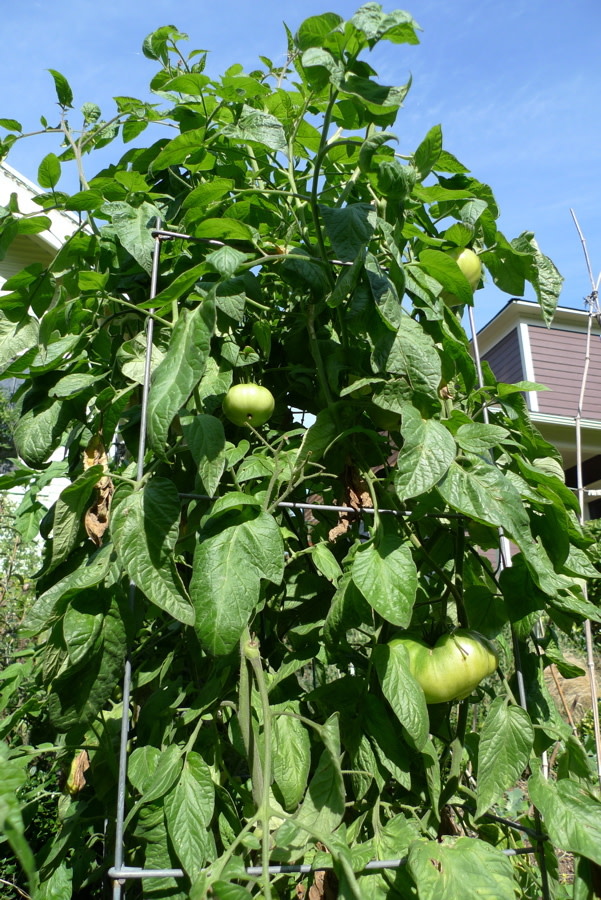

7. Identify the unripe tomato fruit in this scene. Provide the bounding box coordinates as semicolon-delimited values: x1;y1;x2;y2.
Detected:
448;247;482;290
222;383;275;427
390;629;498;704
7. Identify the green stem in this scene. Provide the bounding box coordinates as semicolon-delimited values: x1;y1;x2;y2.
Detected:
238;632;263;808
439;698;469;812
309;91;338;283
247;638;274;900
402;523;464;608
307;302;335;408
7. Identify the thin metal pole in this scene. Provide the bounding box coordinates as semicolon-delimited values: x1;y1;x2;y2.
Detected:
468;305;551;900
107;845;538;882
112;221;163;900
574;297;601;782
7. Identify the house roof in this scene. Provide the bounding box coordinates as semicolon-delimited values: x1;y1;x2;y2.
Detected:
476;297;597;355
0;161;78;251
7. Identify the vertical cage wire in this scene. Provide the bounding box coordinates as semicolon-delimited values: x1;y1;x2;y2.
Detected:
574;292;601;783
468;305;550;900
112;223;162;900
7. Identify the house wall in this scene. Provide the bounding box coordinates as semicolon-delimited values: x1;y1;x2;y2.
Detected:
0;234;54;287
482;327;523;384
528;325;601;419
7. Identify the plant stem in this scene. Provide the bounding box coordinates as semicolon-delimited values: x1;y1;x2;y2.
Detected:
247;638;274;900
238;632;263;807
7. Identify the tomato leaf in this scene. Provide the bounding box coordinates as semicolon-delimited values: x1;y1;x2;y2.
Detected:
476;698;534;818
191;510;284;655
111;479;194;625
351;532;417;627
394;405;456;500
407;837;516;900
372;642;428;751
529;770;601;866
147;299;215;454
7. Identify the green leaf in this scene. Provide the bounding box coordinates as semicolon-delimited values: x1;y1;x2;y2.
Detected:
47;598;126;729
272;708;311;810
150;128;212;171
352;532;417;627
0;313;39;372
295;12;344;51
413;124;442;180
181;414;226;497
63;592;105;665
437;458;529;539
191;510;284;654
407;837;515;900
13;398;71;467
293;714;345;834
300;47;344;90
15;215;52;236
310;542;343;584
341;75;412;117
476;698;534;818
103;200;161;272
529;769;601;865
50;465;104;571
351;6;420;46
0;744;38;895
455;423;510;453
0;118;22;132
205;245;249;277
222;106;287;151
372;642;429;750
194;218;253;242
182;177;235;211
419;248;474;306
394;405;456;500
64;189;104;211
111;479;194;625
165;752;215;880
147;299;215;454
47;68;74;107
131;744;184;806
371;313;442;400
320;203;376;262
22;544;114;635
37;153;61;189
511;232;563;325
49;374;100;399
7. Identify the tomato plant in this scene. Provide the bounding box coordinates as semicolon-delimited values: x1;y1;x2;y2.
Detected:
0;7;600;900
391;629;498;703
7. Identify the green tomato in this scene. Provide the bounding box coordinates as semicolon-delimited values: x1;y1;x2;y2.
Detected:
442;247;482;306
449;247;482;290
390;629;498;704
222;383;275;427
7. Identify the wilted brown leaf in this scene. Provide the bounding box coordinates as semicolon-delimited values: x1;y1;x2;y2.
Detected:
83;434;114;546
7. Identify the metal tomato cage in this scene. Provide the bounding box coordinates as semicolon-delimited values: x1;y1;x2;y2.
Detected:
107;226;553;898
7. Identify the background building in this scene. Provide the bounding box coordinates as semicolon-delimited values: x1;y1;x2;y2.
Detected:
475;298;601;517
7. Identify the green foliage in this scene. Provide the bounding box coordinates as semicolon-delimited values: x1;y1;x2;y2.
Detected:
0;5;598;898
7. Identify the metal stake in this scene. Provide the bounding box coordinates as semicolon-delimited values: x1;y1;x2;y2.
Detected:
112;221;163;900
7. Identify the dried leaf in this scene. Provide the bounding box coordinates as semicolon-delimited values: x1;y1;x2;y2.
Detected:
65;749;90;795
83;435;114;546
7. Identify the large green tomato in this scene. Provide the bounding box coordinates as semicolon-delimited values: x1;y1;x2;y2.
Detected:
442;247;482;306
391;629;498;704
449;247;482;290
222;383;275;427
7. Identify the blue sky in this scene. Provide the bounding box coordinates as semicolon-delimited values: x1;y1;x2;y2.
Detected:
1;0;600;329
